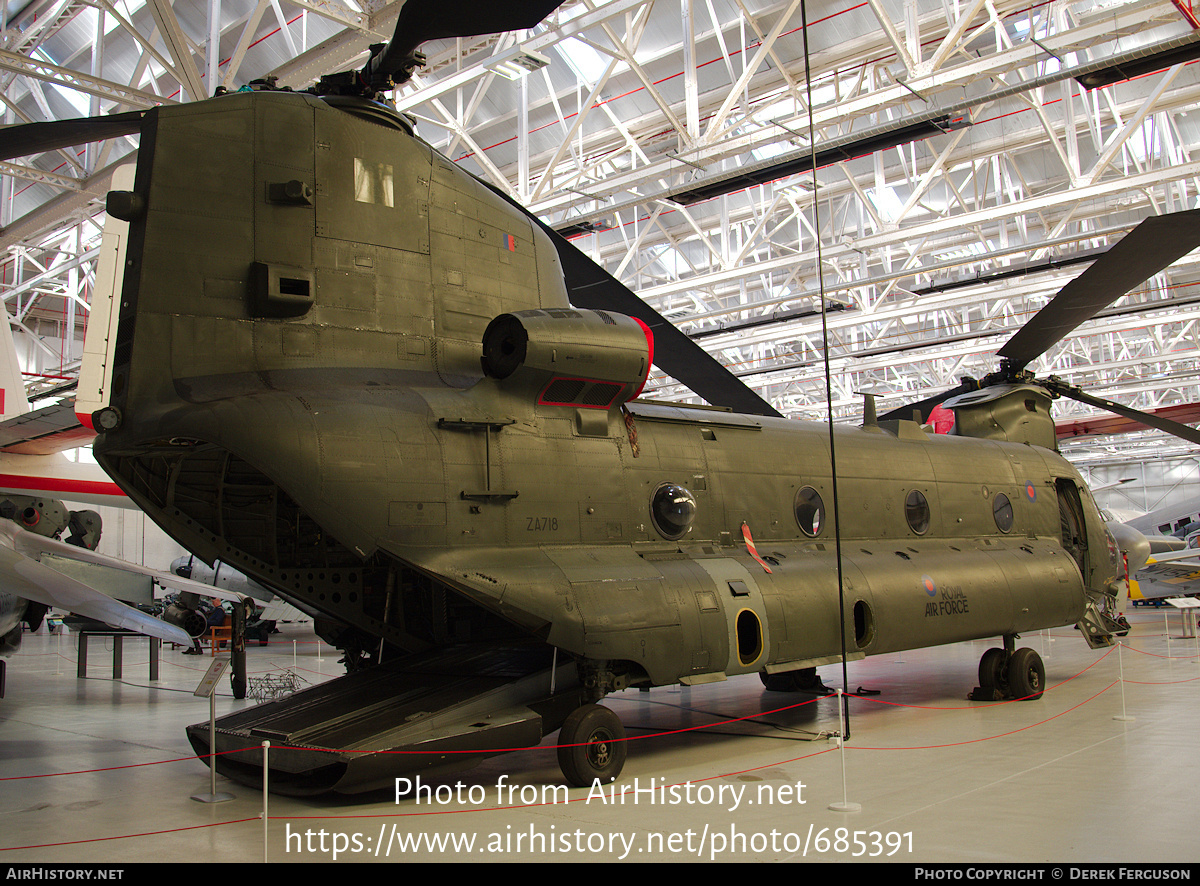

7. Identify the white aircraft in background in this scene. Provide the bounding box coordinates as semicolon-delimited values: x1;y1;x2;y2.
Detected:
0;308;124;508
1124;496;1200;539
0;511;196;653
0;290;241;674
1113;497;1200;604
170;554;312;624
1101;496;1200;605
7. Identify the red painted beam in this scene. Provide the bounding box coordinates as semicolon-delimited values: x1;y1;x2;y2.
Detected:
1056;402;1200;439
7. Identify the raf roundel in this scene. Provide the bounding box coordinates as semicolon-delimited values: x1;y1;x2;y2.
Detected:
923;575;937;597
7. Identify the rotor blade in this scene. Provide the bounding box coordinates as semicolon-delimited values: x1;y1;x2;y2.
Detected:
0;112;145;162
877;390;953;424
1043;377;1200;446
998;209;1200;369
363;0;565;88
480;182;782;417
877;378;982;424
548;230;782;417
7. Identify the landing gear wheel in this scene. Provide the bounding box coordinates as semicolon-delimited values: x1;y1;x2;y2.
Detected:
557;704;627;788
760;672;798;692
978;647;1008;695
760;667;824;693
793;667;822;692
1008;648;1045;701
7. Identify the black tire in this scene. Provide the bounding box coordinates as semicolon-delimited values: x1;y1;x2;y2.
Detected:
760;667;823;693
1008;648;1045;701
557;704;627;787
793;667;822;691
978;647;1008;694
760;671;799;692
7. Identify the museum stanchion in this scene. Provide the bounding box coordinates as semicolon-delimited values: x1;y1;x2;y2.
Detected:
1114;641;1134;722
1194;610;1200;664
262;740;271;864
191;657;234;803
827;688;861;814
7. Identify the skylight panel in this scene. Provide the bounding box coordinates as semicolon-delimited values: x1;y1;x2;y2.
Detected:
866;186;904;223
557;37;609;85
33;49;90;116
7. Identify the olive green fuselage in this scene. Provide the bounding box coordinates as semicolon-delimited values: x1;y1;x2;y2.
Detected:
94;90;1117;690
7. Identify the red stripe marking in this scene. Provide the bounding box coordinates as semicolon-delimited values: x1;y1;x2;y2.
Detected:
632;317;654;399
0;474;126;498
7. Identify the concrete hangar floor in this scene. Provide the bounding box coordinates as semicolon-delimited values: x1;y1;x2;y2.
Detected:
0;608;1197;865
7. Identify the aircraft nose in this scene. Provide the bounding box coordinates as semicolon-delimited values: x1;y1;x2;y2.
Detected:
1108;522;1151;574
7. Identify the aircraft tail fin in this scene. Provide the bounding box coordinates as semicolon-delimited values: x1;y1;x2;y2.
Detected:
0;314;31;422
76;164;135;429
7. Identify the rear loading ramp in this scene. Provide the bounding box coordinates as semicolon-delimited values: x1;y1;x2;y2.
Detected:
186;643;582;795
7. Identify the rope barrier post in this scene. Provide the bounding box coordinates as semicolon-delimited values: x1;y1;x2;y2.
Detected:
190;658;234;803
1114;641;1134;723
262;740;270;863
827;689;861;814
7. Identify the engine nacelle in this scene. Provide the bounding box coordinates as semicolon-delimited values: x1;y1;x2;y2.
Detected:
481;309;652;410
162;602;209;639
937;383;1058;450
65;510;103;550
0;496;70;540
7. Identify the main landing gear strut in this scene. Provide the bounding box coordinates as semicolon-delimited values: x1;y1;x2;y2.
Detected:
969;635;1045;701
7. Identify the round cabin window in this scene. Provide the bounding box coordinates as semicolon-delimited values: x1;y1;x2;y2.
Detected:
650;484;697;540
993;492;1014;533
905;489;931;535
794;486;824;537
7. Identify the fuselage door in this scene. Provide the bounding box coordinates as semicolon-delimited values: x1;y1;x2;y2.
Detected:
1056;478;1090;583
693;558;771;676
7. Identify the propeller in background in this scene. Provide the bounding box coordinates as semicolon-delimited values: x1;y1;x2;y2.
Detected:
880;208;1200;445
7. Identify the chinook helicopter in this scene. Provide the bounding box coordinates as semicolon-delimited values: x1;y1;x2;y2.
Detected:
4;0;1200;795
